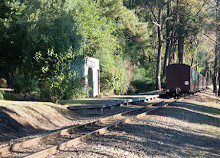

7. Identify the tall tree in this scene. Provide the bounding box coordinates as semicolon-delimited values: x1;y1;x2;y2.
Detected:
155;8;163;90
213;0;219;95
163;0;178;76
217;0;220;96
163;0;171;77
124;0;167;90
124;0;206;90
146;0;167;90
213;48;218;94
177;0;186;64
175;0;204;65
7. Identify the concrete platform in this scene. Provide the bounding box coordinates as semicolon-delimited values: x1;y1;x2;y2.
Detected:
67;95;159;114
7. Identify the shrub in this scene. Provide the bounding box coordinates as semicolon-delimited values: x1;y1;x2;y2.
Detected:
131;78;155;93
0;91;4;100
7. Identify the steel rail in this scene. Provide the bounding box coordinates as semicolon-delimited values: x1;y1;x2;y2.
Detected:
0;99;161;157
24;100;177;158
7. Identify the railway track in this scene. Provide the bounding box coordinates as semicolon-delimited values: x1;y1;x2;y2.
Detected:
0;98;181;158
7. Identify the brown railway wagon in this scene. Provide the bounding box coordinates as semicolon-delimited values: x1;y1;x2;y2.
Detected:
166;64;198;95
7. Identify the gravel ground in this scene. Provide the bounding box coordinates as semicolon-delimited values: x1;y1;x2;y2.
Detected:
52;89;220;158
0;97;161;148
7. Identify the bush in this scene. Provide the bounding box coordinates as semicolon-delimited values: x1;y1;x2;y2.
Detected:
97;53;130;95
131;78;155;93
161;76;166;89
1;0;152;99
0;91;4;99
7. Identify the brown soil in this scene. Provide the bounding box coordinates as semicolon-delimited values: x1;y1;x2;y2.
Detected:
0;96;160;146
0;101;75;143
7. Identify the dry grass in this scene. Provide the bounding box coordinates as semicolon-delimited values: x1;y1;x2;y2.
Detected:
0;100;73;131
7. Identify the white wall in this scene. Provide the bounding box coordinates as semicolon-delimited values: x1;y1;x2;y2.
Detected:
84;57;100;97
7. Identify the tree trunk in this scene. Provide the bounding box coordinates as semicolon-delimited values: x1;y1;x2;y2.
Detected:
217;0;220;96
214;0;220;95
213;66;218;94
178;17;185;63
170;35;177;64
213;47;218;94
208;70;211;85
177;0;185;64
156;9;163;90
163;0;171;78
204;60;209;83
218;67;220;96
169;22;176;64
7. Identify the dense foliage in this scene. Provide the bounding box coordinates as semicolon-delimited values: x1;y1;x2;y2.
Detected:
0;0;152;99
0;0;85;100
124;0;219;92
0;0;219;99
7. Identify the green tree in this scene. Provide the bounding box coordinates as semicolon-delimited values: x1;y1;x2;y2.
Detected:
71;0;151;94
0;0;84;99
214;0;220;95
0;0;26;82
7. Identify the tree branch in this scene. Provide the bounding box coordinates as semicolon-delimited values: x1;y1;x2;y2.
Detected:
149;7;158;23
196;2;206;16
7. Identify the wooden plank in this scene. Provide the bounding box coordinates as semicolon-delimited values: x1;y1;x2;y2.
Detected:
68;95;159;111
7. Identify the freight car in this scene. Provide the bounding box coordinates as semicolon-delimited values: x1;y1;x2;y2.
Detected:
166;64;206;97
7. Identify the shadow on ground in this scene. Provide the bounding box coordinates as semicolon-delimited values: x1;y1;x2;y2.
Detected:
62;96;220;157
149;101;220;128
100;123;219;157
0;100;157;144
0;107;44;143
62;122;220;157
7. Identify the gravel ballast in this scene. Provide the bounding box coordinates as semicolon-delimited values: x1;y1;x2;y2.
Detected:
0;97;161;148
52;89;220;158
